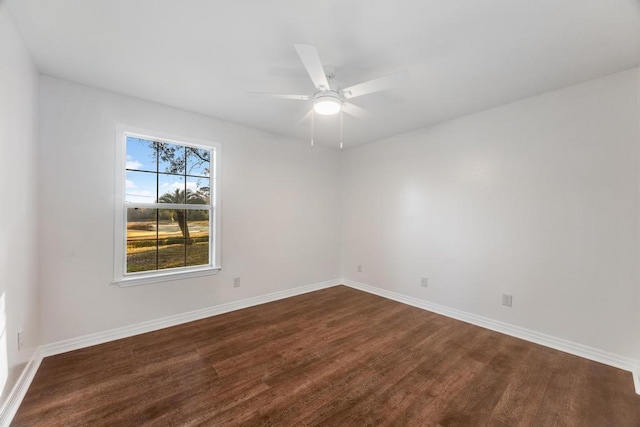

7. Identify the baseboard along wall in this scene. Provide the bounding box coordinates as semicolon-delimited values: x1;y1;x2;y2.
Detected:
0;278;340;425
0;348;43;427
342;279;640;388
40;279;341;358
2;278;639;425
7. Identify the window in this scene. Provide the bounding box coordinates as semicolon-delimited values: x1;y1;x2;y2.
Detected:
114;128;221;286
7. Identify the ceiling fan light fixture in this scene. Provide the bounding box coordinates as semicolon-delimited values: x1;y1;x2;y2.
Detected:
313;95;342;115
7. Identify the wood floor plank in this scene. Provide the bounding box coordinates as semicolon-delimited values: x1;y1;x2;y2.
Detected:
489;345;555;425
11;285;640;426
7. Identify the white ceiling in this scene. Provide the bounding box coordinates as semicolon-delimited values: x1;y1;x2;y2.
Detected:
6;0;640;147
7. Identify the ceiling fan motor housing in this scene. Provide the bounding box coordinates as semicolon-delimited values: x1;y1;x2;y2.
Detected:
313;91;342;115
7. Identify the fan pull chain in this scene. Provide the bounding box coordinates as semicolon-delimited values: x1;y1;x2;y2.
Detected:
340;110;343;149
311;109;314;147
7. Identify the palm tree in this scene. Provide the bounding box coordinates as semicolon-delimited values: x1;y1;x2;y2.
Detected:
158;189;205;242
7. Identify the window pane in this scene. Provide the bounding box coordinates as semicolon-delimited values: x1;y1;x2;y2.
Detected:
186;177;210;204
186;147;210;177
157;209;187;270
186;210;209;266
126;208;157;273
126;137;157;172
157;142;186;174
158;174;185;203
157;238;186;270
157;209;184;240
125;208;211;274
126;171;157;203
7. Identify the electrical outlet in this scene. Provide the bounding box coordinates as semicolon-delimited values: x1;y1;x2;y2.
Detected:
233;277;241;288
420;277;428;288
357;265;362;273
17;331;24;351
502;294;513;307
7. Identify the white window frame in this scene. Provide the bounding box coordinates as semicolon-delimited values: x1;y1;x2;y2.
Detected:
113;126;221;287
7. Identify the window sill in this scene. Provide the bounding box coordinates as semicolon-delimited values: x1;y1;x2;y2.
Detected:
113;266;221;287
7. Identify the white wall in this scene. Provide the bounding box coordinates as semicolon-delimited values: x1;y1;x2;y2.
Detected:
342;69;639;360
0;1;40;404
37;76;341;344
11;34;640;375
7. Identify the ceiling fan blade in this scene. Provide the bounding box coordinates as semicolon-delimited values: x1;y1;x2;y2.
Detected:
247;92;310;100
340;69;409;100
294;43;331;91
298;109;313;125
342;103;370;120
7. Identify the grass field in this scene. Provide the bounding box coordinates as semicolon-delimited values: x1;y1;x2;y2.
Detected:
126;220;209;272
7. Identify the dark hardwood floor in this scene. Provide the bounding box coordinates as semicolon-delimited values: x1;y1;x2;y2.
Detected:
12;285;640;426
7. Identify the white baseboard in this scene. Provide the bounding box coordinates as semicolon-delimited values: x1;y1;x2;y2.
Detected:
342;279;640;395
2;276;638;426
0;278;340;425
41;279;340;357
0;348;43;427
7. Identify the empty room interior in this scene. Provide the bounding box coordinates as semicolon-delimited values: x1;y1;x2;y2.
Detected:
2;0;640;425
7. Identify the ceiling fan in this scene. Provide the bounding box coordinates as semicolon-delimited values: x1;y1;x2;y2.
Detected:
249;44;409;122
